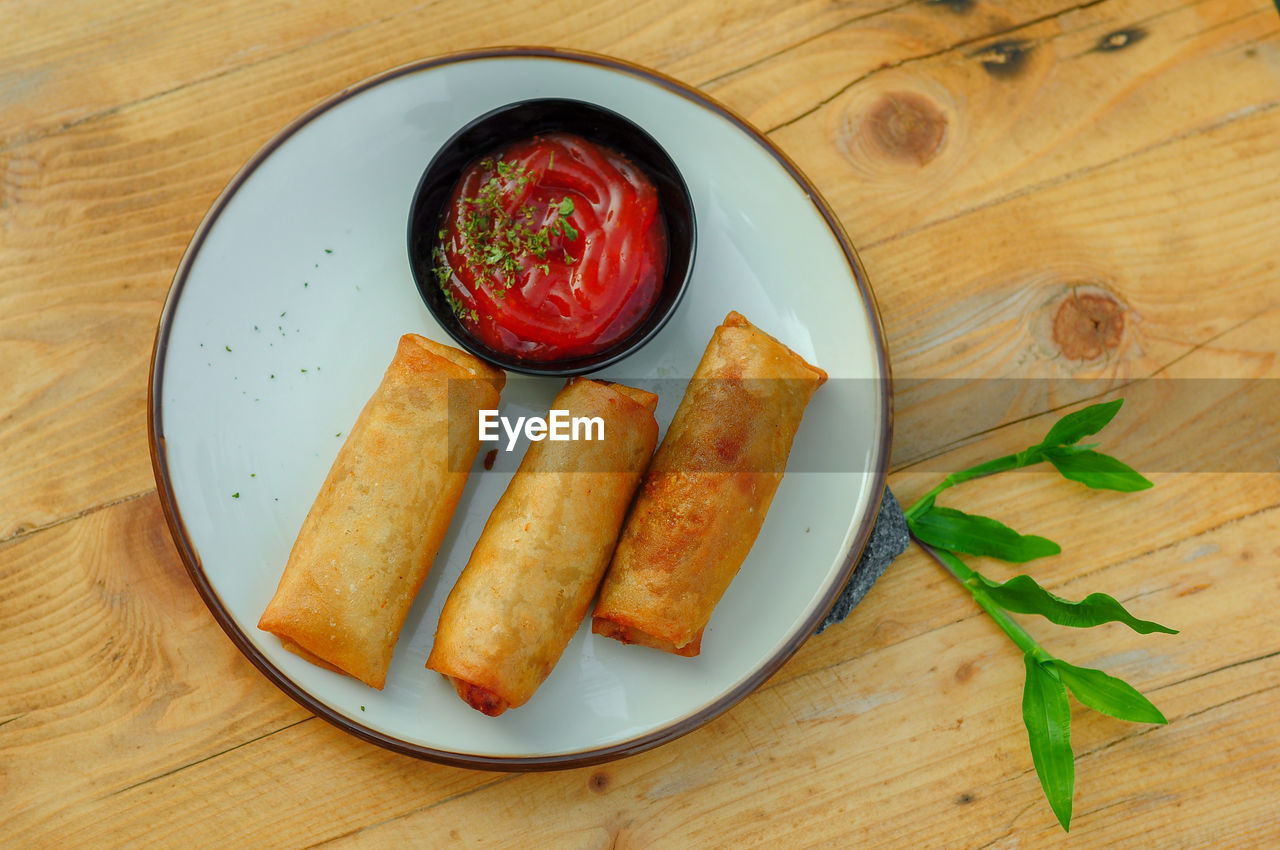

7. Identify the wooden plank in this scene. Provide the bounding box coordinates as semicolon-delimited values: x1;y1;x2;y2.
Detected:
768;0;1279;248
865;101;1280;372
0;491;497;845
4;439;1275;844
0;0;902;150
703;0;1121;131
870;107;1280;470
0;0;419;147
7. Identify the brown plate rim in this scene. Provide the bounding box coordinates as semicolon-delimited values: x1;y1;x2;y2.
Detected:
147;45;894;771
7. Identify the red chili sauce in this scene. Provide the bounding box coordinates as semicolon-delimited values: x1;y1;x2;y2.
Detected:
432;132;667;361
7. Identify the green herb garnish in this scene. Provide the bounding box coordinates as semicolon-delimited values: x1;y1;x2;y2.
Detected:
433;158;580;321
554;197;579;241
903;399;1172;832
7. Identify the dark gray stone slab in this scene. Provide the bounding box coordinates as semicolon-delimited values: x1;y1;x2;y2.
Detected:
817;487;909;633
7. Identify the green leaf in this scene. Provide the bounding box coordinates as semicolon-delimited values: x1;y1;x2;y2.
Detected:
1048;660;1168;724
908;505;1061;563
1023;655;1075;831
1043;447;1153;492
971;573;1178;635
1038;399;1124;448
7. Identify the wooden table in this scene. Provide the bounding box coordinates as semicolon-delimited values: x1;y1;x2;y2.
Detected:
4;1;1278;846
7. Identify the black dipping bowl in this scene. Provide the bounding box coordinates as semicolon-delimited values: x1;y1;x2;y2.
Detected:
407;98;696;376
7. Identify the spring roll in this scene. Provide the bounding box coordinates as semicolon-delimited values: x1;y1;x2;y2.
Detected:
258;333;505;689
426;378;660;715
592;311;827;656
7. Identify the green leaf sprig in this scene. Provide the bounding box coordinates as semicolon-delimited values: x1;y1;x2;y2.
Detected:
903;399;1175;831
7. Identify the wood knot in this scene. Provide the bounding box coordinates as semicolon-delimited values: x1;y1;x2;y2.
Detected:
864;92;947;165
589;771;610;793
1052;291;1126;360
1094;27;1147;52
975;40;1032;78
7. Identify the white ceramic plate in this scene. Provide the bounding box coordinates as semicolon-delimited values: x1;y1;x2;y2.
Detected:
150;48;890;768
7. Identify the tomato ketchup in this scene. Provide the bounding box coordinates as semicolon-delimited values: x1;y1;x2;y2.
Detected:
432;132;667;361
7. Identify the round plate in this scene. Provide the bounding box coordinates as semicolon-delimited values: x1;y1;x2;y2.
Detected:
149;47;891;770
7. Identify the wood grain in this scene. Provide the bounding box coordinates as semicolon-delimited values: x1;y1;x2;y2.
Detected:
0;0;903;151
771;0;1279;247
5;471;1276;846
2;0;1272;537
2;0;1278;846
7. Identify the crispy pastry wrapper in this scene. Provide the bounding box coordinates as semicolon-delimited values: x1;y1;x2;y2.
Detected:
426;378;660;715
591;311;826;656
258;333;505;689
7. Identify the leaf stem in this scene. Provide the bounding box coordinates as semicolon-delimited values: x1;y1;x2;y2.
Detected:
902;453;1027;520
914;537;1045;660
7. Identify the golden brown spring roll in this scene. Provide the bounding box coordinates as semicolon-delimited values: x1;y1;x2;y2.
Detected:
592;311;827;656
258;333;505;689
426;378;660;715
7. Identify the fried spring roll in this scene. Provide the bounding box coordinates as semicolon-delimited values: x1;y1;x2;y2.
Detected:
426;378;660;715
258;333;505;689
592;311;827;656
